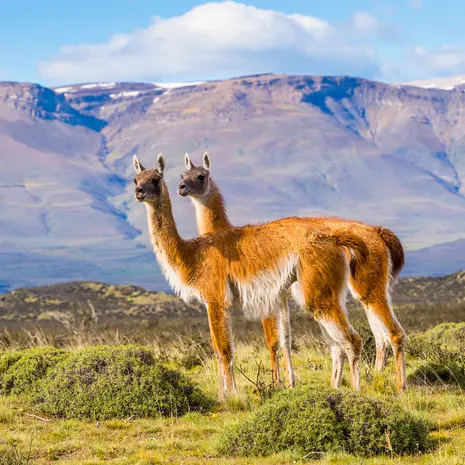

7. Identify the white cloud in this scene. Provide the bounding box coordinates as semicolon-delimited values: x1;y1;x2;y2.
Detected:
409;46;465;75
39;1;379;83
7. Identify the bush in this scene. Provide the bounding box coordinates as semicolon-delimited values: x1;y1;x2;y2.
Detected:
0;347;68;395
408;363;465;388
418;323;465;351
407;325;465;388
30;345;212;419
218;387;429;457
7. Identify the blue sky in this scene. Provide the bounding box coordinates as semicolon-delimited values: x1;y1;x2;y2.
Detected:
1;0;465;85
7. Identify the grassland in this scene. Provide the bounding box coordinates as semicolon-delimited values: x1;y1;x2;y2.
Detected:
1;278;465;464
1;323;465;464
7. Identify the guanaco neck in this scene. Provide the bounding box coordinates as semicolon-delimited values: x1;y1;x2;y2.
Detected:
191;179;233;235
144;184;188;269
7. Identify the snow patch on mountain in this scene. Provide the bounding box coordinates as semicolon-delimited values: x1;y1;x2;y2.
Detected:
80;82;116;90
153;81;205;89
110;90;141;99
399;74;465;90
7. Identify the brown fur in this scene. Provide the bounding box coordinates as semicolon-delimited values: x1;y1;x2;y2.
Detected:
375;227;405;283
262;317;281;384
134;155;366;398
179;155;407;392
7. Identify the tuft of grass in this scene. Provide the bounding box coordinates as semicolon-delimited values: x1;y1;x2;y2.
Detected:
175;333;214;370
0;441;33;465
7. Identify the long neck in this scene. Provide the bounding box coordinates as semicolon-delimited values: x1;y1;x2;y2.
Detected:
144;185;187;268
191;179;233;235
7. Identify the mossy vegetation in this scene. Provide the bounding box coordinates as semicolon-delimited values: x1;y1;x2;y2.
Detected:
0;345;212;420
0;347;67;396
218;387;429;457
407;322;465;388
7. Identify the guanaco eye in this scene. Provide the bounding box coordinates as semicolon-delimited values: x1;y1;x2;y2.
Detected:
197;174;205;182
133;178;137;184
151;178;159;185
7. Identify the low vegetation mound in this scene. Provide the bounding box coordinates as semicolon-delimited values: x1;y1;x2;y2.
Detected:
407;323;465;388
218;387;429;457
417;322;465;350
0;345;212;419
408;362;465;387
0;346;68;395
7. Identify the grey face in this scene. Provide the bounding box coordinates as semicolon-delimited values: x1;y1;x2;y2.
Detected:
178;165;210;197
132;154;165;203
178;153;212;198
134;169;163;202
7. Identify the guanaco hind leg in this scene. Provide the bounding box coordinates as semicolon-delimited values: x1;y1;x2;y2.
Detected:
297;251;362;390
278;296;295;388
319;322;346;388
261;316;281;385
349;256;407;392
365;298;406;392
318;318;362;390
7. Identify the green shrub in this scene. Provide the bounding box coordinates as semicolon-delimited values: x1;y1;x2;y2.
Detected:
407;325;465;388
408;363;465;388
0;347;68;395
407;323;465;359
31;345;212;419
419;323;465;351
218;387;429;457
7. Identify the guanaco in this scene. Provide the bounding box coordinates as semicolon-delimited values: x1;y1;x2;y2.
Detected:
178;152;407;392
133;154;368;399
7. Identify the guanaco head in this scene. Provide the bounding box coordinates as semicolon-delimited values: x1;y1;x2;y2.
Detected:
132;154;165;203
178;152;211;198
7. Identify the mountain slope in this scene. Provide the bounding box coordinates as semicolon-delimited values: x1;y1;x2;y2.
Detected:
3;74;465;291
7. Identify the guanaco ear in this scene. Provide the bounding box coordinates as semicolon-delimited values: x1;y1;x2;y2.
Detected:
185;153;193;170
156;154;165;175
203;152;211;171
133;155;145;174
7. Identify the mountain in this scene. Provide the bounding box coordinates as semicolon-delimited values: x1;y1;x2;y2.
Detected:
3;74;465;291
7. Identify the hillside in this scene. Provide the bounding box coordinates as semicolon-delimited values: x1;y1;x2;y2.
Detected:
0;281;204;324
3;74;465;290
2;271;465;326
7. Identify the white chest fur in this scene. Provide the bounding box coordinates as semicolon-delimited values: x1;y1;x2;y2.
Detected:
154;248;202;304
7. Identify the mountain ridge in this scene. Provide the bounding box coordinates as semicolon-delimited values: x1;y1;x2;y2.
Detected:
3;73;465;291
